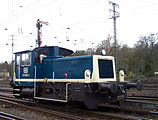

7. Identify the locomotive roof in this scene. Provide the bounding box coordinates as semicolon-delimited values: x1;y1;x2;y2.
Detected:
14;50;31;54
14;46;74;56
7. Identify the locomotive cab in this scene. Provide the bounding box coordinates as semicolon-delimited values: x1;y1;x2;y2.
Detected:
12;46;73;96
11;46;141;109
13;46;73;83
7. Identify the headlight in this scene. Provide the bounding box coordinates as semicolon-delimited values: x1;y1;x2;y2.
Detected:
85;69;91;77
100;49;106;56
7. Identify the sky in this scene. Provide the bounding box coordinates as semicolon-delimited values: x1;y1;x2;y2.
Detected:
0;0;158;62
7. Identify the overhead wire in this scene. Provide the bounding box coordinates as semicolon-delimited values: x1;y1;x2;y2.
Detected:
120;0;158;16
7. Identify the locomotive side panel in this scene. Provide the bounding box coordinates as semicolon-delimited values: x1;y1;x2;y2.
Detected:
52;56;93;79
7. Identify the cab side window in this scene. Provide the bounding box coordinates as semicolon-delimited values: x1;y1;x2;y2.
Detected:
17;55;20;65
35;49;48;64
21;52;31;66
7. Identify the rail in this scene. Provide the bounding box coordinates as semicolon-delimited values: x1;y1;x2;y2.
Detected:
99;103;158;118
0;97;87;120
0;111;25;120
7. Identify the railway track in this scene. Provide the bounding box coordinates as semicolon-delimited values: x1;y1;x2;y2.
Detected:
126;77;158;111
99;103;158;119
127;96;158;101
0;111;25;120
0;86;156;119
127;95;158;101
0;90;152;120
127;77;158;97
0;88;13;92
126;97;158;111
0;97;86;120
88;111;152;120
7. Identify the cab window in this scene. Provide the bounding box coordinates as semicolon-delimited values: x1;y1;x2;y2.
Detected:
35;49;48;64
21;52;31;66
17;55;20;65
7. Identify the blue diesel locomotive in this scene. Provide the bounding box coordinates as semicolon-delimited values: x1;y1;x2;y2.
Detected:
11;46;141;109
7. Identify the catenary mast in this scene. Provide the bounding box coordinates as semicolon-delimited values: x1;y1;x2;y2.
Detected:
109;1;120;80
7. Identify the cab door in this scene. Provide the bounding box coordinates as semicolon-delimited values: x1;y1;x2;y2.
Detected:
20;52;32;79
15;54;21;79
15;51;33;86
